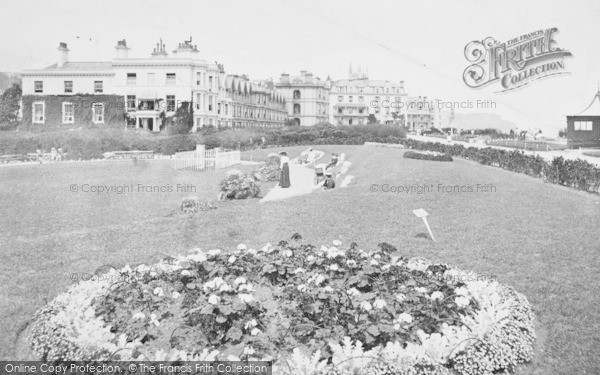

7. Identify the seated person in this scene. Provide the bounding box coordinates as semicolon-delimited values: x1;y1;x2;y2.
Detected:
326;153;338;170
300;148;314;164
322;171;336;190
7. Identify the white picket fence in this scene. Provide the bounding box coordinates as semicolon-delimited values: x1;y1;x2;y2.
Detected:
174;145;241;171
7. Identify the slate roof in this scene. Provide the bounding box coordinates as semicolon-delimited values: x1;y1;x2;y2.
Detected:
42;62;112;71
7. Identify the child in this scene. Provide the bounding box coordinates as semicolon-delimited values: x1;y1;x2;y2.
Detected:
322;171;336;190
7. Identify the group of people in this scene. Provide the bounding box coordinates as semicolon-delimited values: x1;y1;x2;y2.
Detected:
277;149;338;190
36;147;65;162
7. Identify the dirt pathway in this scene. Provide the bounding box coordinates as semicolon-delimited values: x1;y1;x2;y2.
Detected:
259;164;316;203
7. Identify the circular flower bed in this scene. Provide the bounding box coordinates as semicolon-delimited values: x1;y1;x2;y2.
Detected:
26;240;535;375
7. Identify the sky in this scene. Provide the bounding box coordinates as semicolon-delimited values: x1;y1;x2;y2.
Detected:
1;0;599;134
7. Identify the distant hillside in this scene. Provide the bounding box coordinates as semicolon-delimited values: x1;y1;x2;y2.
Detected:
0;72;21;93
452;113;516;133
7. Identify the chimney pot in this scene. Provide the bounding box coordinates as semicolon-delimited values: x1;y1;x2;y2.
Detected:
115;39;130;58
57;42;69;67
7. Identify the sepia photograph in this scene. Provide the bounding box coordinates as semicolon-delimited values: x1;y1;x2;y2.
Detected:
0;1;599;374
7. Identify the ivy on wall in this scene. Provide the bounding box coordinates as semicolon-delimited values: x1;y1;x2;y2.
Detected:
21;94;126;132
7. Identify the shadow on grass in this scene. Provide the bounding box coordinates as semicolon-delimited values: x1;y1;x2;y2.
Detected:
415;232;433;241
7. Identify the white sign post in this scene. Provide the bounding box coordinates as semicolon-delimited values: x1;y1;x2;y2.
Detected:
413;208;435;242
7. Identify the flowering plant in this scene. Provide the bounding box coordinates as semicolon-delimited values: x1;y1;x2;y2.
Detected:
27;239;536;375
219;171;261;199
252;163;281;182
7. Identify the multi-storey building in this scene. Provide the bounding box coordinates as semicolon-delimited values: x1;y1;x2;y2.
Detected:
329;66;407;126
20;42;122;130
275;71;330;126
403;96;435;131
20;39;287;131
225;75;286;128
110;38;225;131
403;96;452;131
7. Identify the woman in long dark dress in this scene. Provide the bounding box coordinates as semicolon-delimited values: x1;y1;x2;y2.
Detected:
279;151;291;188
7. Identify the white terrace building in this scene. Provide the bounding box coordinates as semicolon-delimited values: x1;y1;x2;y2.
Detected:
111;38;225;131
275;71;331;127
21;39;285;131
329;65;407;126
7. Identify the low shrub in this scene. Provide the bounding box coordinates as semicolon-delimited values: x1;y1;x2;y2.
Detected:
219;170;261;200
403;150;453;162
252;153;282;182
166;196;217;216
252;163;280;182
265;152;281;166
583;151;600;158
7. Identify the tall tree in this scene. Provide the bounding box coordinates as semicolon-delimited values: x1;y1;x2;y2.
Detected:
0;83;21;130
367;114;378;125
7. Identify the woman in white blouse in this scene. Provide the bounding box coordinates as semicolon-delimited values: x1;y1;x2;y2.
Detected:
279;151;291;188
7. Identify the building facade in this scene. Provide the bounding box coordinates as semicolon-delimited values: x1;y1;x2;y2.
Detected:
403;96;436;131
21;39;287;131
566;90;600;148
225;75;287;128
329;66;407;126
275;71;330;126
400;96;454;132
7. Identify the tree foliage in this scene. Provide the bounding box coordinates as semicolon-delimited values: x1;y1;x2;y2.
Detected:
0;84;22;130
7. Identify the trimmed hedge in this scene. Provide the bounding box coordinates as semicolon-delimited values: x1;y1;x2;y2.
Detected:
403;150;453;162
0;124;408;160
0;129;199;160
400;139;600;194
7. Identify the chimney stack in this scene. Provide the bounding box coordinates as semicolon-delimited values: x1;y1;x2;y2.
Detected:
151;39;168;57
281;73;290;84
58;42;69;67
115;39;130;59
305;72;314;84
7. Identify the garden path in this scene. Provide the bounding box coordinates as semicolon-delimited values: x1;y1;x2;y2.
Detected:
260;164;315;203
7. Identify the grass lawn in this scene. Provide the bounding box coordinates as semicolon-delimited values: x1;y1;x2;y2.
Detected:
1;145;599;373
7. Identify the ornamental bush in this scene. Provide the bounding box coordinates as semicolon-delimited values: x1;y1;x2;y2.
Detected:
167;196;217;215
26;239;536;375
252;163;281;182
219;170;261;199
403;151;453;162
252;153;282;182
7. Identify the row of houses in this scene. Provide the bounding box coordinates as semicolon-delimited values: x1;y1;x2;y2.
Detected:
21;38;452;131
